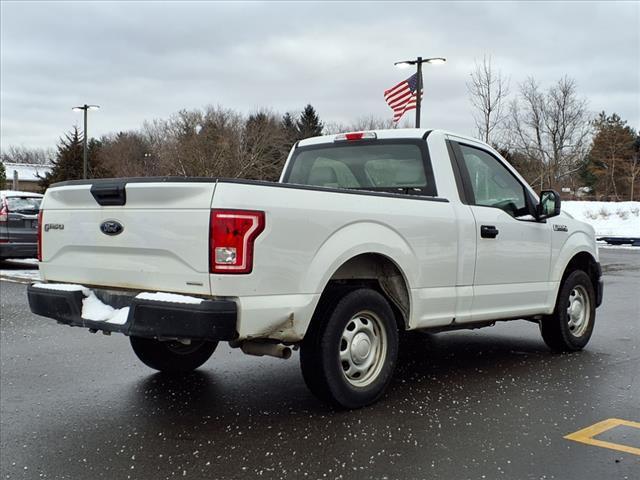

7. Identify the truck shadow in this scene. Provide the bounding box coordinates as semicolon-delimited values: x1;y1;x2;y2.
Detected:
25;329;602;479
126;327;585;420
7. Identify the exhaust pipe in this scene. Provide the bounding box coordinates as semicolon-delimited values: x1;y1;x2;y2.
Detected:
241;342;292;359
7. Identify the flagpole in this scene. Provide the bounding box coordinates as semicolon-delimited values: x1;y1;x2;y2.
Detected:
393;56;446;128
415;56;422;128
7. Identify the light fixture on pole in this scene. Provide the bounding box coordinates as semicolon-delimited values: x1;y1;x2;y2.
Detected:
72;104;100;179
393;57;446;128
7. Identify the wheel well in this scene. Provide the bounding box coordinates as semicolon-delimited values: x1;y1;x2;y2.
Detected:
562;251;599;294
318;253;410;331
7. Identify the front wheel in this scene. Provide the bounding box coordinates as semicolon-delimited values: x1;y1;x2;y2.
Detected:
540;270;596;352
130;337;218;372
300;288;399;409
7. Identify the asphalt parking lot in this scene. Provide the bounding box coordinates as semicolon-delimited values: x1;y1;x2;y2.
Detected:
1;249;638;479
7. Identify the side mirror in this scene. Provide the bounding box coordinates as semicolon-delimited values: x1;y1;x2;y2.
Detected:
536;190;561;220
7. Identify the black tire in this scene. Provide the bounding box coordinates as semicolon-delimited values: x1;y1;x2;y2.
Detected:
540;270;596;352
300;288;399;409
130;337;218;373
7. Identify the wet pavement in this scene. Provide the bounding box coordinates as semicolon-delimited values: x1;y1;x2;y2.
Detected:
1;249;638;479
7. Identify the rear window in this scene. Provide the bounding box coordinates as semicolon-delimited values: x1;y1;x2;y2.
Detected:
285;142;436;196
5;196;42;213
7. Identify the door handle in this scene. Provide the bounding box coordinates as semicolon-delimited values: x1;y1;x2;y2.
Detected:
481;225;499;239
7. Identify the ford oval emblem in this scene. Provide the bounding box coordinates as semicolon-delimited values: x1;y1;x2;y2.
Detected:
100;220;124;236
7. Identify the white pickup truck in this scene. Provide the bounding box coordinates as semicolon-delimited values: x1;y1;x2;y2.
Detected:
28;129;603;408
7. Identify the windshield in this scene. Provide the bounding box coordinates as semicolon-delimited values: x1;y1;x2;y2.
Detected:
284;142;436;196
5;196;42;214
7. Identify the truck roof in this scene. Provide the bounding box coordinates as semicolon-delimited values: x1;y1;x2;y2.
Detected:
297;128;481;148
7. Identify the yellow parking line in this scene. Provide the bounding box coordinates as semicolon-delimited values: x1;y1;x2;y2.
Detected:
565;418;640;456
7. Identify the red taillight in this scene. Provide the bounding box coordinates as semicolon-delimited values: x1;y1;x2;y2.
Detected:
37;210;43;261
334;131;377;142
210;209;265;274
0;199;8;223
345;132;365;140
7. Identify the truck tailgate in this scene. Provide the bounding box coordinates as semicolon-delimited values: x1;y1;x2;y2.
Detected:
39;181;216;295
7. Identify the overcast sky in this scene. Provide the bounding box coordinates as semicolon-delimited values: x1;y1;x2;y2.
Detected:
1;1;639;150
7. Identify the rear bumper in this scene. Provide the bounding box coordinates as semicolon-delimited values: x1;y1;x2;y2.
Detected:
0;242;37;259
27;284;238;341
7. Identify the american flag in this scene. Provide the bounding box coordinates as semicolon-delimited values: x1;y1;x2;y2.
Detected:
384;73;423;124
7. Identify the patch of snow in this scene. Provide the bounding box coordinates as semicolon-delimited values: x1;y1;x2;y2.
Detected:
81;292;130;324
107;307;130;325
562;201;640;237
1;270;41;282
82;292;116;321
4;258;39;265
136;292;204;304
32;282;88;294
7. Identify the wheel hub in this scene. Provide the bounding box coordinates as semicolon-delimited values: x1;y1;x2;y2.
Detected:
339;312;388;387
567;285;590;337
351;333;372;364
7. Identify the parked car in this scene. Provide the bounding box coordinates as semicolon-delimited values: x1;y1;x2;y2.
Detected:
0;190;43;259
27;129;603;408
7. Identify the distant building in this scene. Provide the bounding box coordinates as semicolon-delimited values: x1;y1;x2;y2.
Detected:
1;162;51;193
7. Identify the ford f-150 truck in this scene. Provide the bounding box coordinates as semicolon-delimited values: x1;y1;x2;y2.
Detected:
28;129;603;408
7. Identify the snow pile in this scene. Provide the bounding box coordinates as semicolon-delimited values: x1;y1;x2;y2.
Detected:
136;291;203;304
32;282;88;294
562;201;640;237
81;291;130;325
1;269;42;283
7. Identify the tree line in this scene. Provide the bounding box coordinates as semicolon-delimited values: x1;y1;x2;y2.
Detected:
467;56;639;200
30;104;324;190
1;64;638;200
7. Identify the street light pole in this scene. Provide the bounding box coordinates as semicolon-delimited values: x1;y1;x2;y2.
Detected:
72;104;100;179
415;57;423;128
82;106;88;179
393;57;446;128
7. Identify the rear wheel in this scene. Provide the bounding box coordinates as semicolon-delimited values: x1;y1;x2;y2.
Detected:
540;270;596;352
300;288;399;409
130;337;218;372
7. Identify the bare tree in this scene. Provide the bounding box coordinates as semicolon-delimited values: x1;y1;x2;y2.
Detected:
508;76;590;190
0;145;54;165
97;131;154;178
466;55;510;145
628;150;640;201
324;116;396;134
239;110;288;181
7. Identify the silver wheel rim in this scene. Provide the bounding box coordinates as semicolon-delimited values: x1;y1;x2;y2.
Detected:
567;285;590;337
339;311;388;387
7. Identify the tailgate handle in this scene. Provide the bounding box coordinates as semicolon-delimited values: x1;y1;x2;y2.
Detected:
91;183;127;206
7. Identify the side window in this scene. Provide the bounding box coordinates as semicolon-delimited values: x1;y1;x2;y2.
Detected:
459;144;527;217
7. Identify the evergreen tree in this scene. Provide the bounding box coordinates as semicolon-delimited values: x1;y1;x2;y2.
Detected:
281;112;298;144
295;104;323;140
39;127;107;190
586;112;636;200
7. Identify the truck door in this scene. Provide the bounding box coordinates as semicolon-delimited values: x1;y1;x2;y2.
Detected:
449;140;552;322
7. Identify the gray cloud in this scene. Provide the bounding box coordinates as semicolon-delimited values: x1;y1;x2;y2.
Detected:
1;1;638;149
